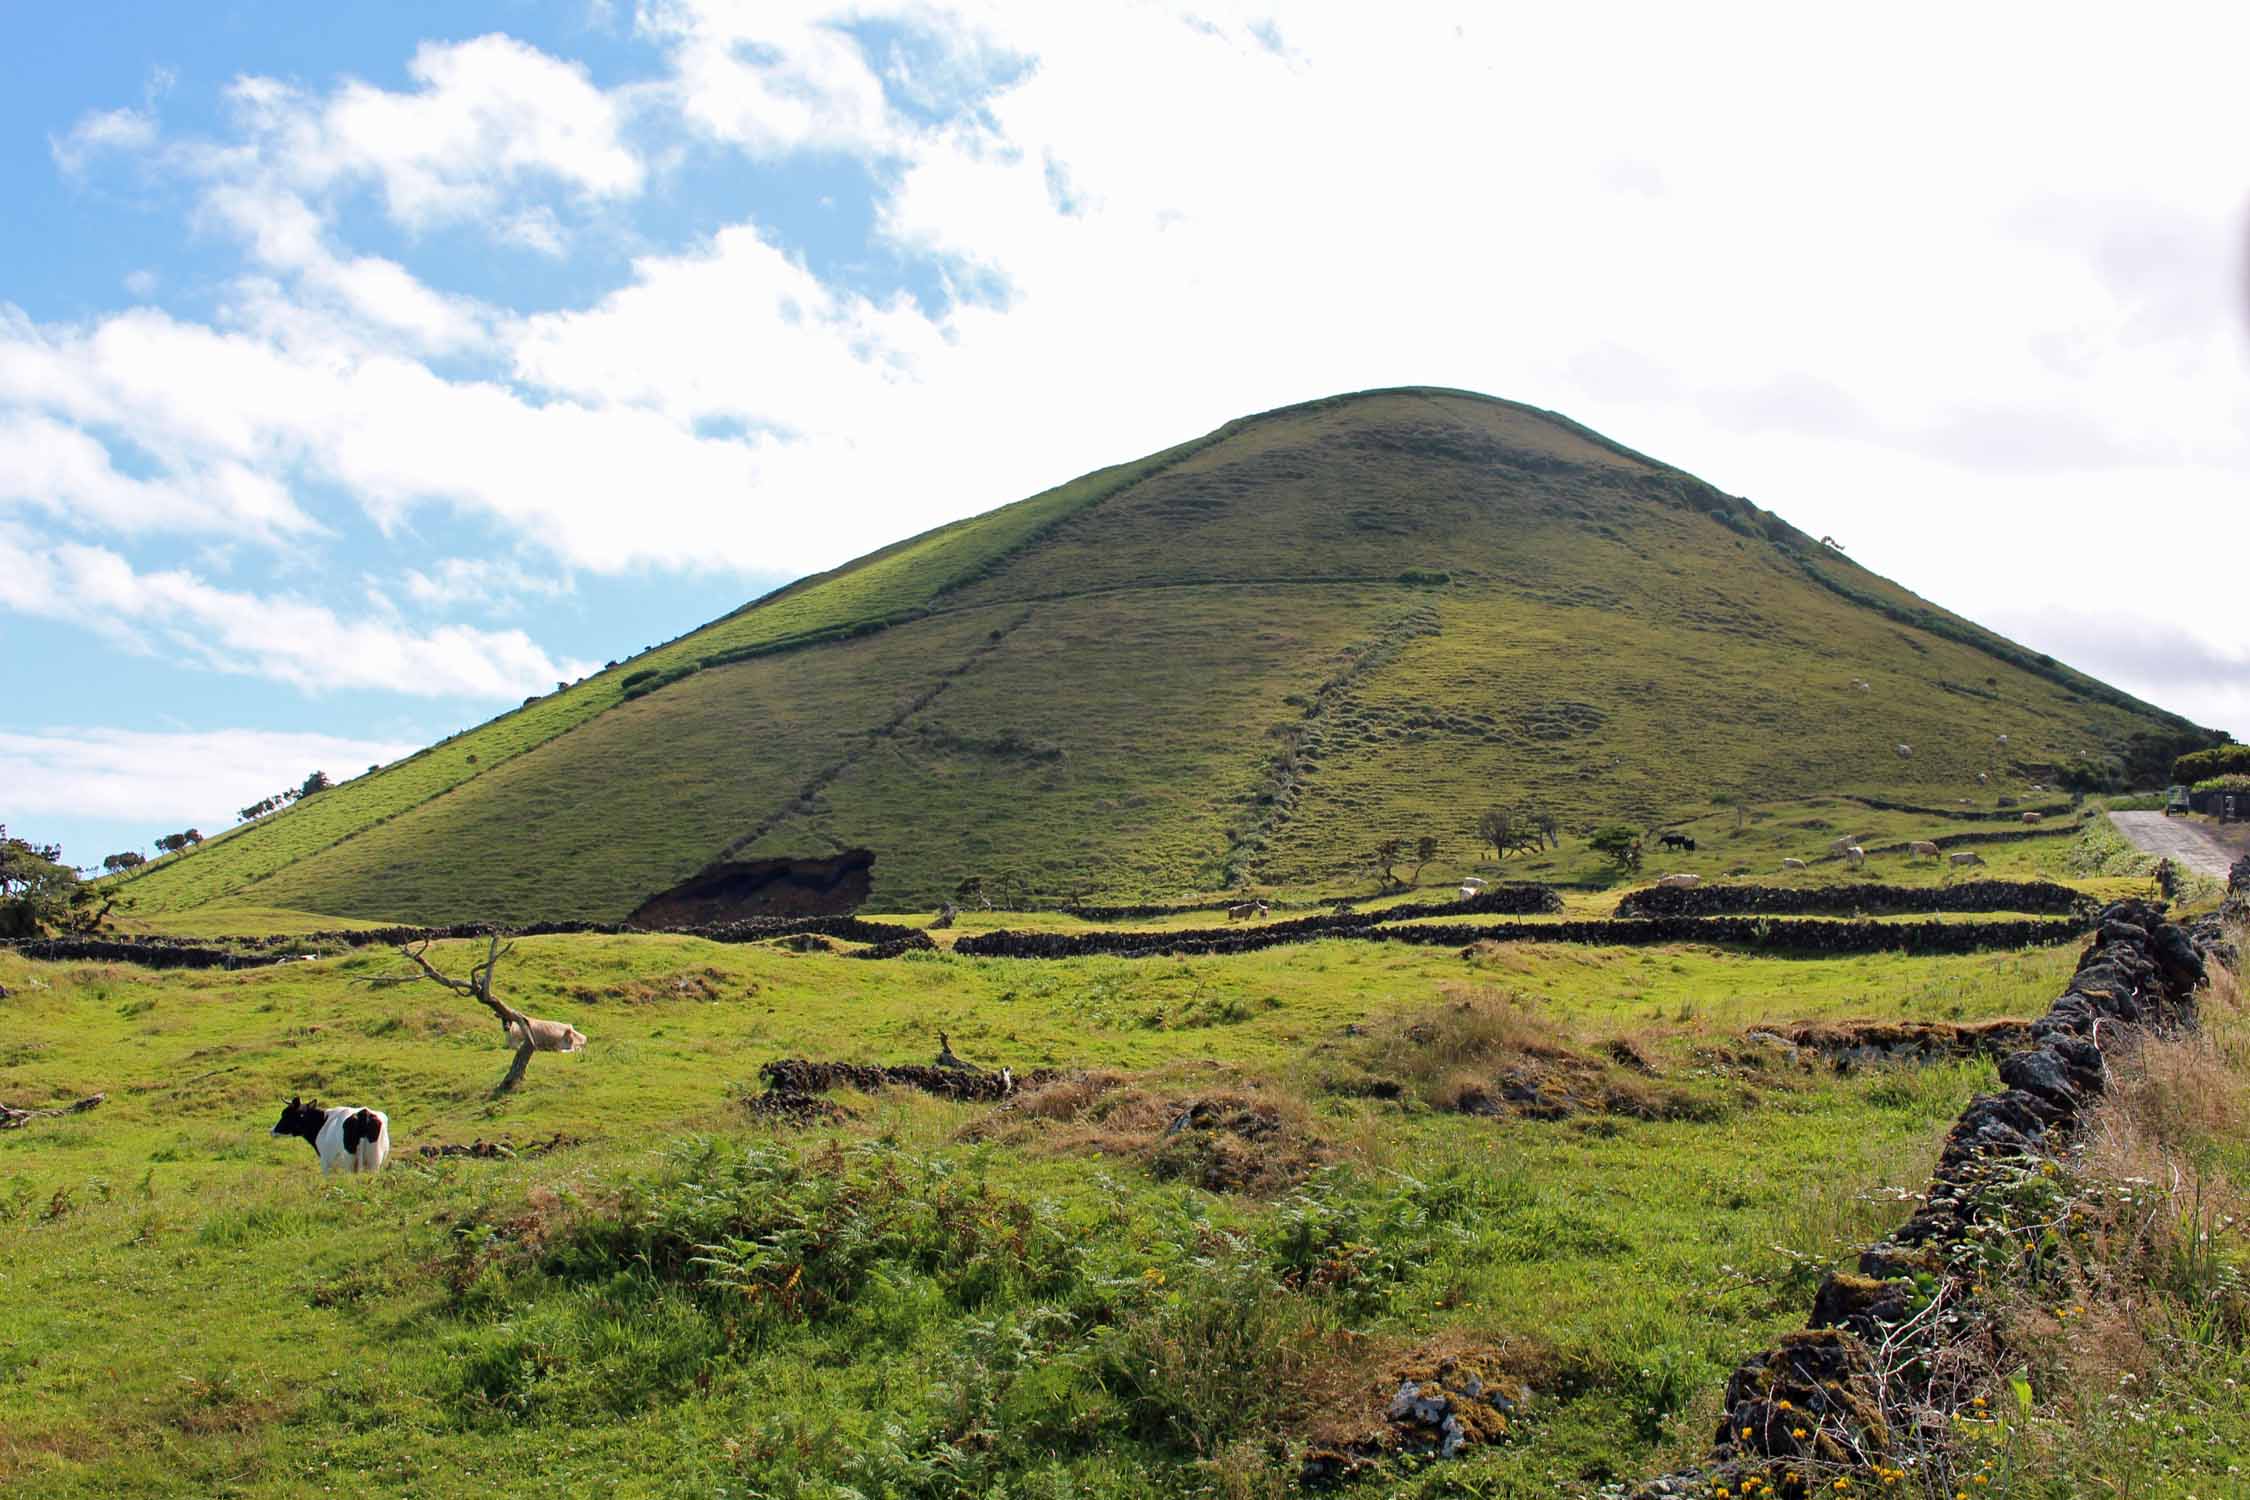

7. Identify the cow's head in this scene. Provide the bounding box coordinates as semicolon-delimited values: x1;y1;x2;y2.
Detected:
271;1096;323;1141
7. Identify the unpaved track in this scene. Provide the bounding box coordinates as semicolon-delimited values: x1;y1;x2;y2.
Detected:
2108;811;2237;879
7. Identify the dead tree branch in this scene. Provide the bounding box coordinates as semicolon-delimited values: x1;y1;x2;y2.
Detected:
0;1092;105;1129
398;934;544;1096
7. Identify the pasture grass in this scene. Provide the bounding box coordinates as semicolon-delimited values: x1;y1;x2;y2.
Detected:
0;921;2104;1497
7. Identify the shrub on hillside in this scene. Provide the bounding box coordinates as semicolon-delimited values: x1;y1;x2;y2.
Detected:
2175;743;2250;785
620;661;702;700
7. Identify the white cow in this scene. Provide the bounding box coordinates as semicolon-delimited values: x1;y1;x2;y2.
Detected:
1976;772;1989;786
1907;841;1940;859
1895;743;1914;759
1828;833;1876;857
270;1097;390;1174
1656;873;1702;889
1843;845;1867;868
1948;852;1986;868
1780;857;1808;871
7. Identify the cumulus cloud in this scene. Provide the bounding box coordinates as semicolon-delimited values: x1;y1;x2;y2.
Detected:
0;527;594;698
11;2;2250;745
225;34;643;228
0;726;424;827
637;0;909;158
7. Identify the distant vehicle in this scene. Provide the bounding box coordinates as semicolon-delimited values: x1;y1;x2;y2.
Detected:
2165;785;2190;816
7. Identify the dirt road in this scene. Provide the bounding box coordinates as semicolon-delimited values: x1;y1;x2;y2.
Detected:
2108;811;2239;880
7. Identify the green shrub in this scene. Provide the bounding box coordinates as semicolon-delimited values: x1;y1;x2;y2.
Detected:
619;661;702;701
2175;744;2250;784
2192;773;2250;794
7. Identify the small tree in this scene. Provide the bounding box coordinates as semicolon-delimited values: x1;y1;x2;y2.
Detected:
1536;811;1560;850
298;770;332;798
1372;837;1406;890
0;827;119;938
397;935;583;1096
1588;825;1644;873
1408;834;1440;885
102;851;148;874
1476;808;1514;861
954;874;991;910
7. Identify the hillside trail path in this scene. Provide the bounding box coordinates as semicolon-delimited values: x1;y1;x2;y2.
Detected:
2108;811;2238;879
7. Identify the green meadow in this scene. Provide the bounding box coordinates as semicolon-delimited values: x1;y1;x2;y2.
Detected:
0;898;2156;1498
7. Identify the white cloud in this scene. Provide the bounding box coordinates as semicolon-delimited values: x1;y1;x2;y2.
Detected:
637;0;905;158
225;34;642;230
50;105;158;173
0;726;424;830
14;2;2250;749
0;408;314;539
0;301;803;570
399;556;574;612
0;527;594;698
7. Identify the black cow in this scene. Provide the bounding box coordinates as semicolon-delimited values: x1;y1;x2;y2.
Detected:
1657;833;1696;852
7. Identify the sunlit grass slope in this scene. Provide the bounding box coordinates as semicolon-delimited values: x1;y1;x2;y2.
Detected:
117;387;2198;922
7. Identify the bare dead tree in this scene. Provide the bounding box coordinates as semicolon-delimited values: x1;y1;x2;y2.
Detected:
398;934;584;1096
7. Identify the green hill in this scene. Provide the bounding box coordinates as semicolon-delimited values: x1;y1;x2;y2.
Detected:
117;387;2205;922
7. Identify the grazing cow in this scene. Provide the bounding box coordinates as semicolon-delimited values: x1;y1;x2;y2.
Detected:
270;1096;389;1174
1656;873;1702;889
1948;852;1986;868
1226;900;1270;922
1895;743;1914;759
1780;857;1808;871
2022;812;2042;825
504;1016;587;1053
1458;877;1488;901
1657;832;1696;851
1827;833;1875;857
1907;841;1940;859
1843;845;1867;868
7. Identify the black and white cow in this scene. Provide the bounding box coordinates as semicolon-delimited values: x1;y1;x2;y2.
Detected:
270;1096;390;1174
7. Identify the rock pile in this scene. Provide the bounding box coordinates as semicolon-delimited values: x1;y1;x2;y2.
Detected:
756;1057;1052;1103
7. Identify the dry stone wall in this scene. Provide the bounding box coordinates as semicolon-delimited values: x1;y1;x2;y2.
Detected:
1625;899;2210;1499
1616;879;2089;920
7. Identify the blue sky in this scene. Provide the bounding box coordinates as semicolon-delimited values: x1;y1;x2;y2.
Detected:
6;2;2248;871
